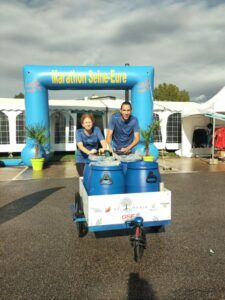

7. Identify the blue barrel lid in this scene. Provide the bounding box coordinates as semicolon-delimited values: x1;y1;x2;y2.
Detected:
127;161;159;170
91;164;122;171
85;158;104;164
120;158;142;163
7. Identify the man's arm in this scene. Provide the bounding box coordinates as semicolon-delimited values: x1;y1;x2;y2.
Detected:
121;132;140;153
98;139;108;153
106;129;113;151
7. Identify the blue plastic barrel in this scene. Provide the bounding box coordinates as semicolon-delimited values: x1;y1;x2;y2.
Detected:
125;161;161;193
121;161;137;175
83;158;101;190
120;159;141;175
120;161;128;175
83;160;91;190
88;165;125;195
118;154;142;175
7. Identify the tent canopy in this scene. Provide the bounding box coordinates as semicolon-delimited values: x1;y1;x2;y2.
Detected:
182;86;225;118
0;98;124;112
201;86;225;113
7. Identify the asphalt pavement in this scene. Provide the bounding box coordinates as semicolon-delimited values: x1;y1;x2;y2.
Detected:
0;171;225;300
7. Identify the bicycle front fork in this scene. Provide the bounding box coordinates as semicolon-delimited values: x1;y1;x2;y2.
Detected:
127;217;147;259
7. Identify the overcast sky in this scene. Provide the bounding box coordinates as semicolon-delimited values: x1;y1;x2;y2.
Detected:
0;0;224;102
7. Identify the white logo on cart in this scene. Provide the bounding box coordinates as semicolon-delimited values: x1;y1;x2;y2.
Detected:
149;203;157;211
105;207;111;213
160;202;170;208
91;207;103;213
96;218;102;225
120;198;133;211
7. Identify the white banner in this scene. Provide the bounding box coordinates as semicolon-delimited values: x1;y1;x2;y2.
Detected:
87;190;171;227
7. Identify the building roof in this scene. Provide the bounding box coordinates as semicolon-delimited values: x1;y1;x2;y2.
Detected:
0;97;124;112
1;87;224;116
0;98;25;110
154;100;198;113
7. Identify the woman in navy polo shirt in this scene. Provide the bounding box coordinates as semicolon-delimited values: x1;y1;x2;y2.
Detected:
76;113;107;176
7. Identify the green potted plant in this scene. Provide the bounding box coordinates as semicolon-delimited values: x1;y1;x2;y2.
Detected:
26;124;49;171
141;120;160;162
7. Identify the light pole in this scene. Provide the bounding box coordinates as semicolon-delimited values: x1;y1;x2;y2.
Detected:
125;63;130;102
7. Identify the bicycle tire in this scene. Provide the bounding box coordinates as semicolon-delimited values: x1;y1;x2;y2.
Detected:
134;227;145;262
134;240;145;262
134;227;144;262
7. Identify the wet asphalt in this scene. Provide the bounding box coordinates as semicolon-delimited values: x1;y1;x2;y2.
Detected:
0;172;225;300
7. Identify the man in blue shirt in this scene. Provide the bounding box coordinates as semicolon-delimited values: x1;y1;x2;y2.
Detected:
106;102;140;153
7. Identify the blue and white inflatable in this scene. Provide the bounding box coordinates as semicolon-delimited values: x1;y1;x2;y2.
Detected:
22;65;158;166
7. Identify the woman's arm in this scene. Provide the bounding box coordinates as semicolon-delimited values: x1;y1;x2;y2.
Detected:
77;142;97;155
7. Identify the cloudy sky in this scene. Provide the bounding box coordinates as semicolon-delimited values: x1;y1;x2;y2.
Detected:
0;0;224;102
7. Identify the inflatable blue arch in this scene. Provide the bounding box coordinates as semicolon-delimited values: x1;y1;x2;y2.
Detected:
22;65;157;166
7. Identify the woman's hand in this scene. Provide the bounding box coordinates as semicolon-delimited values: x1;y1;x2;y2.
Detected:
98;148;105;154
89;149;97;154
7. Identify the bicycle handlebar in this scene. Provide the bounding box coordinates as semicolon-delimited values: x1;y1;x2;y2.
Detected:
113;150;132;155
125;216;144;227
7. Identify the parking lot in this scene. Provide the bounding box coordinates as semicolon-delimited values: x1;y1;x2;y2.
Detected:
1;159;225;299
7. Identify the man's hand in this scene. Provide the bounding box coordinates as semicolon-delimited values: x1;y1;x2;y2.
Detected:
120;147;130;154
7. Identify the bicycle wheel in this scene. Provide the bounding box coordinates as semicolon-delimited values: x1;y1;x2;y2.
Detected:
134;227;146;262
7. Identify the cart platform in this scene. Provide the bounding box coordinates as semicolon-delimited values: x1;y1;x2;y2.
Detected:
78;178;171;232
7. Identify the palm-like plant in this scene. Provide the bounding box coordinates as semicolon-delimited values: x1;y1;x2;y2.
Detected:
141;120;160;156
26;124;49;159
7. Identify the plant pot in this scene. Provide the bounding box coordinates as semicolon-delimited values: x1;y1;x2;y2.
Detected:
143;155;154;162
31;158;45;171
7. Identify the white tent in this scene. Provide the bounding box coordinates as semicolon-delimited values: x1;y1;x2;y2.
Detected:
181;102;202;118
201;86;225;114
182;86;225;117
202;87;225;161
181;87;225;157
1;89;225;157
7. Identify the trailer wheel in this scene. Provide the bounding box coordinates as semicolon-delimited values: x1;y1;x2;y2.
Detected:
77;221;88;238
74;192;88;237
75;192;83;217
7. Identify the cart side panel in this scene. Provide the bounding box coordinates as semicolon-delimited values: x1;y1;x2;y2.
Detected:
87;190;171;229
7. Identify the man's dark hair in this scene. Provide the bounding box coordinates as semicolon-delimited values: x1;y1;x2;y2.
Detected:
120;101;132;110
